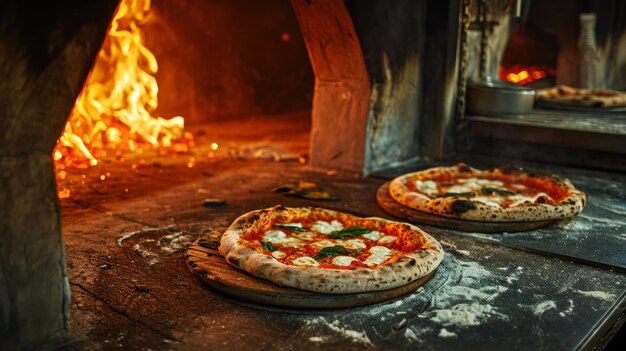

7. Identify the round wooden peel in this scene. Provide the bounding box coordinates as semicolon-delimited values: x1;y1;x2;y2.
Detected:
185;239;435;309
376;181;560;233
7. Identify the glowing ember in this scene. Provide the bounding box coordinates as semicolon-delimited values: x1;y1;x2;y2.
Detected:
53;0;192;172
58;188;71;199
500;65;556;85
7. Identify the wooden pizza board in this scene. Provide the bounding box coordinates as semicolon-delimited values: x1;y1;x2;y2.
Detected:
376;181;560;233
185;239;435;309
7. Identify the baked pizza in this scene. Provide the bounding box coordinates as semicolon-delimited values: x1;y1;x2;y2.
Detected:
389;163;586;222
536;85;626;108
219;206;443;294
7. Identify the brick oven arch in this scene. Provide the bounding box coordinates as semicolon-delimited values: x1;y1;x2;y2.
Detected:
290;0;371;174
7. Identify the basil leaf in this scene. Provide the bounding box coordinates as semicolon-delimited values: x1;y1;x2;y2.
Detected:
313;245;353;259
273;180;339;200
435;192;475;198
275;224;307;232
482;187;516;196
328;226;371;239
260;241;275;252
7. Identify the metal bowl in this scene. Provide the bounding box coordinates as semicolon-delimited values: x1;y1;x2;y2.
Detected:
466;78;535;116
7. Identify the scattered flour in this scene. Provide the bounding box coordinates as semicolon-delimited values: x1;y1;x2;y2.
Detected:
308;336;324;343
404;328;420;342
555;217;594;231
304;317;373;347
118;225;194;265
133;244;159;265
438;328;457;338
533;301;557;316
425;303;507;327
559;299;575;317
420;260;509;331
438;240;470;257
390;300;404;308
574;290;616;301
158;232;195;253
432;285;506;304
117;225;177;246
439;240;457;250
506;269;522;284
455;250;471;257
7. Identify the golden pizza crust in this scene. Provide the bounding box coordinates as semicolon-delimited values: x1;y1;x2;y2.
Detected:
389;164;587;222
218;206;444;294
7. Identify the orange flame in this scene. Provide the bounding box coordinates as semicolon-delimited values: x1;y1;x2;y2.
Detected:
500;65;556;85
54;0;191;170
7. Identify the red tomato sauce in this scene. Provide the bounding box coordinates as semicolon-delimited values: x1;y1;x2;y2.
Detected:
238;214;425;269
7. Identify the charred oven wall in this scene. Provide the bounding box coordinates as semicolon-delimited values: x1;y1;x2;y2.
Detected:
144;0;315;124
0;1;117;348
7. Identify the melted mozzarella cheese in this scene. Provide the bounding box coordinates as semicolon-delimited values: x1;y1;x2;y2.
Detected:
292;256;318;266
364;246;393;266
474;192;554;208
378;235;398;244
271;251;286;259
263;230;286;241
415;180;438;196
472;196;503;207
511;183;527;190
342;239;366;251
362;230;383;241
295;232;316;241
446;178;504;194
509;192;553;207
370;246;393;255
311;220;344;234
263;229;301;247
332;256;358;266
311;239;335;249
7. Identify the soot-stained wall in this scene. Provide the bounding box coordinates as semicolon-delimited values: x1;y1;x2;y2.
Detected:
0;0;117;348
346;0;426;172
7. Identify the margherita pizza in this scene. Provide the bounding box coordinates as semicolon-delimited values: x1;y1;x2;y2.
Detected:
536;85;626;108
389;163;586;222
219;206;443;294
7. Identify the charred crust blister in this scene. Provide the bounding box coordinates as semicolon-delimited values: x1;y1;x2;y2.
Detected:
450;199;476;215
499;164;523;175
457;163;472;173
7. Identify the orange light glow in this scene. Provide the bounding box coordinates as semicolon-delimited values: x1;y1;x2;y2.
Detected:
500;65;556;85
53;0;193;180
58;188;71;199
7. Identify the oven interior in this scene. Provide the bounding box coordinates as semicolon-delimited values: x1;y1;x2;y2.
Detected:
1;0;625;349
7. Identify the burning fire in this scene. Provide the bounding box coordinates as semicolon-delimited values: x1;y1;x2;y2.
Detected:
499;65;556;85
53;0;192;173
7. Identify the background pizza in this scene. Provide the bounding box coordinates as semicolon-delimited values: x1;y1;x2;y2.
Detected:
536;85;626;108
389;163;586;222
